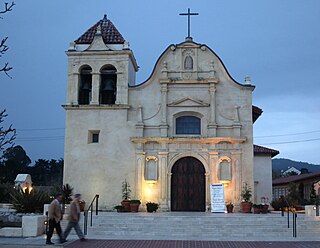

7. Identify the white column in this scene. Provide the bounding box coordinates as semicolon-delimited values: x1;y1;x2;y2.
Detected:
208;83;217;136
68;72;79;105
160;83;169;137
209;152;219;184
90;72;100;105
231;151;242;202
158;152;169;210
135;151;146;201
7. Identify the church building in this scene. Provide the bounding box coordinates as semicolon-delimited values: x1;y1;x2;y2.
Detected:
63;14;279;211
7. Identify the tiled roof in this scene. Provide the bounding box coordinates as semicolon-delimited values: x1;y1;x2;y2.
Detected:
254;144;279;157
273;171;320;186
252;105;263;123
75;15;125;45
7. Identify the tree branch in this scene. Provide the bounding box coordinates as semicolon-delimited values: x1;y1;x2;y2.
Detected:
0;109;16;151
0;62;12;78
0;2;15;17
0;37;9;56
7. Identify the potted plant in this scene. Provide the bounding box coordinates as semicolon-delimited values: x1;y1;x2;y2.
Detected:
130;199;141;212
121;179;131;212
260;197;269;214
146;202;159;213
79;200;86;211
252;204;261;214
240;182;252;213
226;202;234;213
114;205;124;212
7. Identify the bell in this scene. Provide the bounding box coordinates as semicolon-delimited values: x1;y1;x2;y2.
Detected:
82;81;91;91
102;79;115;91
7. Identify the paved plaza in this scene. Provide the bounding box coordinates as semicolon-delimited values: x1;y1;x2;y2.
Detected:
1;237;320;248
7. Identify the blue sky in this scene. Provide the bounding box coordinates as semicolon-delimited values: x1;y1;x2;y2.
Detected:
1;0;320;164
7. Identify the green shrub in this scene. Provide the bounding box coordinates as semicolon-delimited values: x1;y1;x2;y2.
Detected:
62;184;73;204
271;198;286;211
0;183;12;203
146;202;159;213
9;187;50;213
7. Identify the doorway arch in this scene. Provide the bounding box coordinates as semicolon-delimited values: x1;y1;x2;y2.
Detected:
171;157;205;211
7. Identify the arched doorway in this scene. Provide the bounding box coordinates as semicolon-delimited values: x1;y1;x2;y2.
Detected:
171;157;205;211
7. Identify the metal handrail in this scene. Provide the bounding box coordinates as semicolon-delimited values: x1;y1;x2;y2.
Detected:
280;195;297;238
83;194;99;235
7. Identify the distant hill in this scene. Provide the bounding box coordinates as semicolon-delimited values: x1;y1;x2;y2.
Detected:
272;158;320;173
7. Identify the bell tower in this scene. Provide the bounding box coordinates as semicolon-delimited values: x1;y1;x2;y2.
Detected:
65;14;138;107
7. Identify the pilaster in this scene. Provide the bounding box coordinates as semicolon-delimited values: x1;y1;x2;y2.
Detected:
158;151;169;210
90;72;100;105
231;151;242;202
208;82;217;136
209;152;219;184
68;72;79;105
160;83;169;137
135;151;146;201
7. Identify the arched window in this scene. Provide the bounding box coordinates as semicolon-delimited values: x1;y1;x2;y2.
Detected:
78;66;92;105
184;55;193;70
176;116;201;135
100;65;117;104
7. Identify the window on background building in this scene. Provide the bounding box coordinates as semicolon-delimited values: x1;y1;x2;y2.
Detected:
176;116;201;135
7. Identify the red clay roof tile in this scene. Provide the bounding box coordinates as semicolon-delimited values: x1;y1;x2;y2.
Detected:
75;14;125;45
254;144;279;157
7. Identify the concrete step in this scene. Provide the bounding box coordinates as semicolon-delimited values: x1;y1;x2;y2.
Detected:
80;212;320;241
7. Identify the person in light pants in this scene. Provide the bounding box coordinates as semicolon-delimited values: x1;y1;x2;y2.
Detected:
63;194;87;242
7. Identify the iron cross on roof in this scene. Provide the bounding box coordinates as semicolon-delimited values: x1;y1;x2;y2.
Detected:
179;8;199;40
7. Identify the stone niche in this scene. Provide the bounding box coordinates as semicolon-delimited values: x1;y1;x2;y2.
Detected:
219;157;232;182
145;156;158;182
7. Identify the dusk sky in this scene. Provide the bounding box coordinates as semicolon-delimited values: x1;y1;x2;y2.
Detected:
1;1;319;165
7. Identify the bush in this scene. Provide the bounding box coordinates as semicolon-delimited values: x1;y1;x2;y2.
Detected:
271;198;286;211
0;183;12;203
9;187;50;213
62;184;73;204
146;202;159;213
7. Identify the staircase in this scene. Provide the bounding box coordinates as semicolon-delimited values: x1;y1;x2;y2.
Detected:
75;212;320;241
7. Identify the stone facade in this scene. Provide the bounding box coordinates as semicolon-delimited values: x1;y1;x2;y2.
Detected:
63;16;274;211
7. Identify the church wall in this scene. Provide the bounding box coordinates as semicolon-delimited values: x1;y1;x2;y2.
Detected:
63;109;137;210
253;155;273;205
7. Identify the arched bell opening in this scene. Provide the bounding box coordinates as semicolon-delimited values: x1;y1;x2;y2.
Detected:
100;65;117;104
78;66;92;105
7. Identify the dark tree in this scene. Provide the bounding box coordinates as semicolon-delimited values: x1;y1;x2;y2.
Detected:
29;159;64;186
0;145;31;183
0;1;15;78
0;109;16;152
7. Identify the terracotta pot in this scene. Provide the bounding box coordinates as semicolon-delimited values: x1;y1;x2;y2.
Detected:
240;202;252;213
253;207;260;214
79;201;86;212
130;203;140;212
226;205;234;213
261;204;269;214
121;200;131;212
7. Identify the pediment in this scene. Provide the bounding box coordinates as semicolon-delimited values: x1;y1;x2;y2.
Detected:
167;97;209;107
86;27;110;51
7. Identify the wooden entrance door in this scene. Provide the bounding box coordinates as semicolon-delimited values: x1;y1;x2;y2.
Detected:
171;157;205;211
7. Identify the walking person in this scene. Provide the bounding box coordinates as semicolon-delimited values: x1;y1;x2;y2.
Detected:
64;194;87;242
46;193;66;245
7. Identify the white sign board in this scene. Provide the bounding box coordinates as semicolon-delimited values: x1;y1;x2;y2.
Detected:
210;184;225;213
